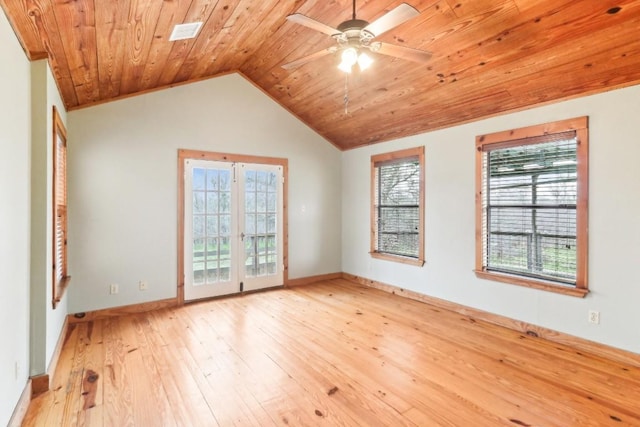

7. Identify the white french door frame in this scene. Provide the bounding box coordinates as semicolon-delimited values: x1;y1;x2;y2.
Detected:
237;162;285;293
178;149;288;303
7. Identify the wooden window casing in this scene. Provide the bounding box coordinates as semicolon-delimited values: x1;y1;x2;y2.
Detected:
370;147;425;266
475;117;589;297
52;106;70;308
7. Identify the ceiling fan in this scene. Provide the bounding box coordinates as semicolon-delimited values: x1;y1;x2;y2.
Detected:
282;1;431;72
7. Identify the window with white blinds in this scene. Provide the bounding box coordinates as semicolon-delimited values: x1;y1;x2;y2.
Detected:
52;107;70;308
371;147;424;266
475;117;589;296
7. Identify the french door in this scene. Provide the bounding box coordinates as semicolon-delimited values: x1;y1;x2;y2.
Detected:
183;157;284;301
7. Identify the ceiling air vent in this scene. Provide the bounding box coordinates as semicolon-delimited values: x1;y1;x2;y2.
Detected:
169;22;203;41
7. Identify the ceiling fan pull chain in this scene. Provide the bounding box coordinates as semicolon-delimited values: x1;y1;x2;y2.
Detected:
344;73;350;114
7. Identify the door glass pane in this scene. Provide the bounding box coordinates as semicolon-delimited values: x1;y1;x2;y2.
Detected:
219;214;231;235
245;191;256;212
245;236;256;277
267;253;277;275
219;191;231;213
219;170;231;191
267;172;277;192
193;215;205;236
191;167;232;286
219;236;231;281
244;169;278;279
267;235;276;250
193;261;205;285
206;216;218;236
245;214;256;234
206;237;218;261
193;168;205;191
267;193;277;212
267;214;276;234
207;192;218;213
193;192;205;214
257;171;267;191
207;169;218;190
245;171;256;191
257;214;266;234
257;192;267;211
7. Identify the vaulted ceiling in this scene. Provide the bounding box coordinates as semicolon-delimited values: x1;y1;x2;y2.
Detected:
2;0;640;150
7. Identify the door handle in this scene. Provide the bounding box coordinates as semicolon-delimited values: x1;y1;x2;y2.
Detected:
240;232;245;241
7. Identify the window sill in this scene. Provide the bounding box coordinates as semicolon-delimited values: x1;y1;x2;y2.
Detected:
371;252;425;267
474;269;588;298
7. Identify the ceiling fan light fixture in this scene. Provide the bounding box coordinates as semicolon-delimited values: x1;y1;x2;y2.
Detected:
338;47;358;72
338;61;353;73
283;2;431;72
338;47;373;73
342;48;358;65
357;51;373;70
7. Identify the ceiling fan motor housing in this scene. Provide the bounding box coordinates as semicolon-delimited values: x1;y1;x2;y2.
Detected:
337;18;369;32
334;19;375;46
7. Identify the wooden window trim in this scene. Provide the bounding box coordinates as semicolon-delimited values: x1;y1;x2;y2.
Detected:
52;106;70;308
474;117;589;297
177;149;289;304
370;146;425;266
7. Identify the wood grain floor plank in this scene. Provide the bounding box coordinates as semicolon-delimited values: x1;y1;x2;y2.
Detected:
192;299;331;426
102;317;136;426
296;281;640;425
215;297;407;427
145;309;218;426
76;320;104;427
253;286;522;426
49;322;87;426
23;280;640;426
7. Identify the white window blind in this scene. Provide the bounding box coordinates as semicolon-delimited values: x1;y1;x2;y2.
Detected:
54;133;67;285
52;106;70;308
482;131;578;285
374;156;421;258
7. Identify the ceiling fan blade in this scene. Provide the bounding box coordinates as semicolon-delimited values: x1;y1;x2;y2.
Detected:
286;13;340;36
374;42;432;63
363;3;419;37
281;47;337;70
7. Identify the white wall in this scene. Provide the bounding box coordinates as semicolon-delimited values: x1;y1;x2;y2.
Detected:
0;10;32;425
45;65;69;370
67;73;342;313
342;84;640;354
29;61;69;377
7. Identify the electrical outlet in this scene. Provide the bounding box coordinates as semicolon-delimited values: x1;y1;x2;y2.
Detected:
110;283;119;294
139;281;148;291
588;310;600;324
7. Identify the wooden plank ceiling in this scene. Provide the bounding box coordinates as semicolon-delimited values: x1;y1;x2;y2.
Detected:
2;0;640;150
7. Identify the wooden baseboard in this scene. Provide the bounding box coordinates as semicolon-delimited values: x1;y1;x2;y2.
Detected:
342;273;640;369
286;272;343;287
68;272;342;323
29;315;69;398
68;297;179;324
30;374;49;396
7;379;32;427
35;315;70;395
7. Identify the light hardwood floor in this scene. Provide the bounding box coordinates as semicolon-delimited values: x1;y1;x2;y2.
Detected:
23;279;640;426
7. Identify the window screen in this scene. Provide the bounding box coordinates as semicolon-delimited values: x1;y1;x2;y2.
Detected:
374;156;421;258
482;131;578;285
